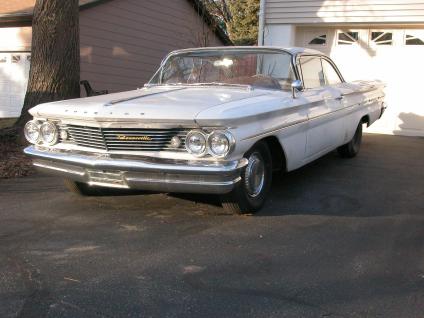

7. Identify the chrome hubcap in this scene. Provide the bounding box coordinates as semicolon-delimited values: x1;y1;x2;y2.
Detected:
244;152;265;198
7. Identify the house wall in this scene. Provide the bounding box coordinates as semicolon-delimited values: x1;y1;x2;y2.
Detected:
79;0;224;94
296;26;424;136
0;27;32;118
262;1;424;136
0;26;31;51
265;0;424;24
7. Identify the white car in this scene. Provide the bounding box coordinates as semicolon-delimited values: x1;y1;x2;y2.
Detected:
24;47;386;214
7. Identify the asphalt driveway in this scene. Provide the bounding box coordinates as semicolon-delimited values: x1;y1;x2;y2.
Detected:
0;134;423;318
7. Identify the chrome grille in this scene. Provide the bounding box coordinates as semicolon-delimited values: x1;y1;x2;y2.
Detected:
61;125;188;152
67;125;105;149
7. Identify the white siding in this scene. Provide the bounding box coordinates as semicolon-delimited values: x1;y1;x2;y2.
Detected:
296;27;424;137
0;27;32;118
0;27;32;51
266;0;424;24
0;52;31;118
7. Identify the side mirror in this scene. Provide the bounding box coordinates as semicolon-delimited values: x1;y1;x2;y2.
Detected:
291;80;303;98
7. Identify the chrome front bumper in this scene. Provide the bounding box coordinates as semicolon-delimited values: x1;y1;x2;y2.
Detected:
24;146;247;194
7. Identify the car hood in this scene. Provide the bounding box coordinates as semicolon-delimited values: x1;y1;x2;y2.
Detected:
29;86;271;125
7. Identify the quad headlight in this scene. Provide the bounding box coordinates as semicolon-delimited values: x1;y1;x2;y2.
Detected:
208;131;234;158
24;120;42;144
186;129;234;158
24;120;58;146
186;130;207;156
40;121;59;145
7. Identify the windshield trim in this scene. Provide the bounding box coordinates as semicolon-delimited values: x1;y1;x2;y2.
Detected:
147;48;297;90
166;47;294;57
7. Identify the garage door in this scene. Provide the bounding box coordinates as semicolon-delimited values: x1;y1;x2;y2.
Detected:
0;52;31;118
300;28;424;137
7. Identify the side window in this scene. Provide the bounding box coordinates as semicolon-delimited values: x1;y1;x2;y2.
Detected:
322;59;342;85
300;56;325;89
259;53;295;90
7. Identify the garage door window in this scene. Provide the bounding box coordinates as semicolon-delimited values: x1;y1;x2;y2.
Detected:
405;34;424;45
371;32;393;45
338;32;359;45
12;55;21;63
308;34;327;45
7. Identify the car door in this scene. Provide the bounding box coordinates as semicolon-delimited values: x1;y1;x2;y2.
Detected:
299;55;345;159
320;58;347;145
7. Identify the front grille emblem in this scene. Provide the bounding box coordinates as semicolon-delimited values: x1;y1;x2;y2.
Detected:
116;135;152;141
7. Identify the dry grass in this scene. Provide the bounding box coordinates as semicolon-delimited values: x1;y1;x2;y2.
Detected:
0;118;17;129
0;128;34;179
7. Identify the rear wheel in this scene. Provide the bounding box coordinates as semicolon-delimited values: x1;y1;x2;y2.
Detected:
64;179;103;196
221;141;272;215
337;122;363;158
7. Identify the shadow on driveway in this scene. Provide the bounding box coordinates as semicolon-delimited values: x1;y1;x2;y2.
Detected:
0;134;423;318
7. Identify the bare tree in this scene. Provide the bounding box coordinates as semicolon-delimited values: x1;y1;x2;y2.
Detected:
202;0;232;37
201;0;259;45
204;0;232;25
15;0;80;133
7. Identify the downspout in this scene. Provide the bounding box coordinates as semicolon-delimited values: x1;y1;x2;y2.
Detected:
258;0;266;46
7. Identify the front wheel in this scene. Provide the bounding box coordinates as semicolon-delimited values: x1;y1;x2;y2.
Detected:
221;141;272;215
337;122;363;158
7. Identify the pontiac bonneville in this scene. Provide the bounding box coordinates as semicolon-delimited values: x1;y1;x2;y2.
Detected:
24;47;386;214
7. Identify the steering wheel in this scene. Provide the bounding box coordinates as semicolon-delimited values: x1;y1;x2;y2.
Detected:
252;74;281;89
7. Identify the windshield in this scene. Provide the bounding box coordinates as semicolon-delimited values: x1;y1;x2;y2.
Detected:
149;49;295;90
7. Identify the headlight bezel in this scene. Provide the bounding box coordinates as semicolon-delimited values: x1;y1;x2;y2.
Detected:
24;120;42;144
207;130;235;158
25;119;59;146
185;130;208;157
40;121;59;145
185;129;235;158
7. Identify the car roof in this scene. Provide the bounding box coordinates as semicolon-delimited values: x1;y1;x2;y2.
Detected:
170;46;326;57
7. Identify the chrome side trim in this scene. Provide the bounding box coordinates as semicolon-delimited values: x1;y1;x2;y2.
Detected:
242;99;378;141
199;103;311;127
243;118;307;141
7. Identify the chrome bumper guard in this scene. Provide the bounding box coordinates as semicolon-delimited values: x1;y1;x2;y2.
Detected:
24;146;247;194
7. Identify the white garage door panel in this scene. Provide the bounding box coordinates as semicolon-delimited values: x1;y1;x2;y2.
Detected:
0;53;31;118
300;28;424;137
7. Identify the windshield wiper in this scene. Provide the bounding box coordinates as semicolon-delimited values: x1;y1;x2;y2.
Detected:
184;82;253;89
144;82;185;88
145;82;252;90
